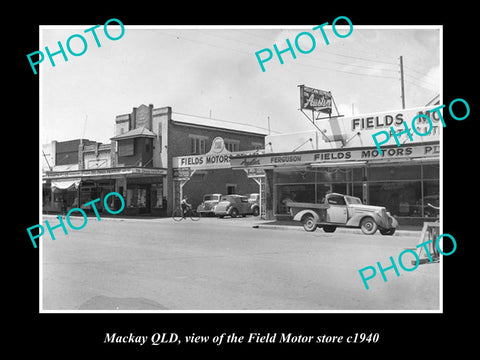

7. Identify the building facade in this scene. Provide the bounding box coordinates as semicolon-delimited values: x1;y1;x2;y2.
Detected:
231;105;441;225
42;104;266;216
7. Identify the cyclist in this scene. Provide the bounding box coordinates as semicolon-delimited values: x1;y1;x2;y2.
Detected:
181;196;192;219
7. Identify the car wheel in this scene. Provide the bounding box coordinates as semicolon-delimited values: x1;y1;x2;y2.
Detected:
302;214;317;232
360;217;378;235
252;207;259;217
323;225;337;233
231;208;239;218
380;228;396;235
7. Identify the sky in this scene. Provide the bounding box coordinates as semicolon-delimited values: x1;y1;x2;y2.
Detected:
40;24;440;145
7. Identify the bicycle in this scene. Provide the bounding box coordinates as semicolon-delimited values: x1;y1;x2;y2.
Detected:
172;206;200;221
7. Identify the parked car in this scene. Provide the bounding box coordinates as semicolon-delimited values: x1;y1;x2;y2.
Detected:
288;192;398;235
196;193;222;216
214;194;255;218
247;193;260;217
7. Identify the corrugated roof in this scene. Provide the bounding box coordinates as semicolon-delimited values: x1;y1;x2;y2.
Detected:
171;112;268;136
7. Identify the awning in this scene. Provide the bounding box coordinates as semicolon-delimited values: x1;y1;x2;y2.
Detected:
51;178;81;191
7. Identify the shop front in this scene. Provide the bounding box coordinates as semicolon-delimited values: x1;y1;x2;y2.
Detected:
231;141;440;225
43;167;168;216
171;137;264;213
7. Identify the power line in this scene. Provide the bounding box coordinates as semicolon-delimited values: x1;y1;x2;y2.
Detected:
403;72;438;88
302;54;398;73
288;60;399;80
316;49;398;66
404;77;438;92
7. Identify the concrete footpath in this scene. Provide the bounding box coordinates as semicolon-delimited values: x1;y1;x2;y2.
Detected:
42;213;422;237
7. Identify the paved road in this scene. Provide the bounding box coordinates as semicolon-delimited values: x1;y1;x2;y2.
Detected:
41;215;440;311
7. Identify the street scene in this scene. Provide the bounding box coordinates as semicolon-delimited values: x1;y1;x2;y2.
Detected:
41;215;439;311
39;26;441;313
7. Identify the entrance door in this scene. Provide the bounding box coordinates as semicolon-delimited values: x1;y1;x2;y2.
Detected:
326;194;348;223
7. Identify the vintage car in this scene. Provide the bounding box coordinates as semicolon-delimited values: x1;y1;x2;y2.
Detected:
196;193;222;216
288;193;398;235
214;194;257;218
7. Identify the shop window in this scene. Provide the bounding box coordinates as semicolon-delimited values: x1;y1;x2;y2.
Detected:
369;165;421;181
316;184;330;203
313;168;353;183
423;180;439;219
352;167;364;181
276;184;315;214
151;184;163;208
369;181;422;217
353;183;364;200
126;186;147;208
334;183;352;195
126;189;134;207
137;188;147;207
276;169;315;184
423;164;439;180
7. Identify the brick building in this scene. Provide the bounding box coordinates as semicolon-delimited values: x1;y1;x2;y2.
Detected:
42;104;266;216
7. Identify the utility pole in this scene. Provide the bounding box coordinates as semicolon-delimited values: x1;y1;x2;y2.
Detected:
399;56;405;109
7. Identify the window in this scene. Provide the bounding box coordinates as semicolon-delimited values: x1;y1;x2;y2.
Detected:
118;139;134;156
225;139;240;152
251;142;264;150
189;136;207;155
226;184;236;194
327;195;346;205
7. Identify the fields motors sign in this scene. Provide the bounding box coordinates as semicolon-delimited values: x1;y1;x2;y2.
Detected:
173;137;232;169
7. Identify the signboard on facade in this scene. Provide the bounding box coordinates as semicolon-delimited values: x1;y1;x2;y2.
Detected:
231;143;440;168
299;85;332;114
173;137;232;170
173;168;193;180
337;106;442;147
265;106;442;153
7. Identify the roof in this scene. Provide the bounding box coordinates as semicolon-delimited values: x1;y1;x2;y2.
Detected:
171;112;268;136
110;127;156;141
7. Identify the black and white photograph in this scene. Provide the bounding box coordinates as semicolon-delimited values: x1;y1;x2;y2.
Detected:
15;4;476;355
38;24;441;312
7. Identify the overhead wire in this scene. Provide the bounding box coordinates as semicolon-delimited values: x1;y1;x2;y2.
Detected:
157;29;439;104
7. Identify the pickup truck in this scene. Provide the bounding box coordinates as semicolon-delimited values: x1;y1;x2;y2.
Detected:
287;193;398;235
